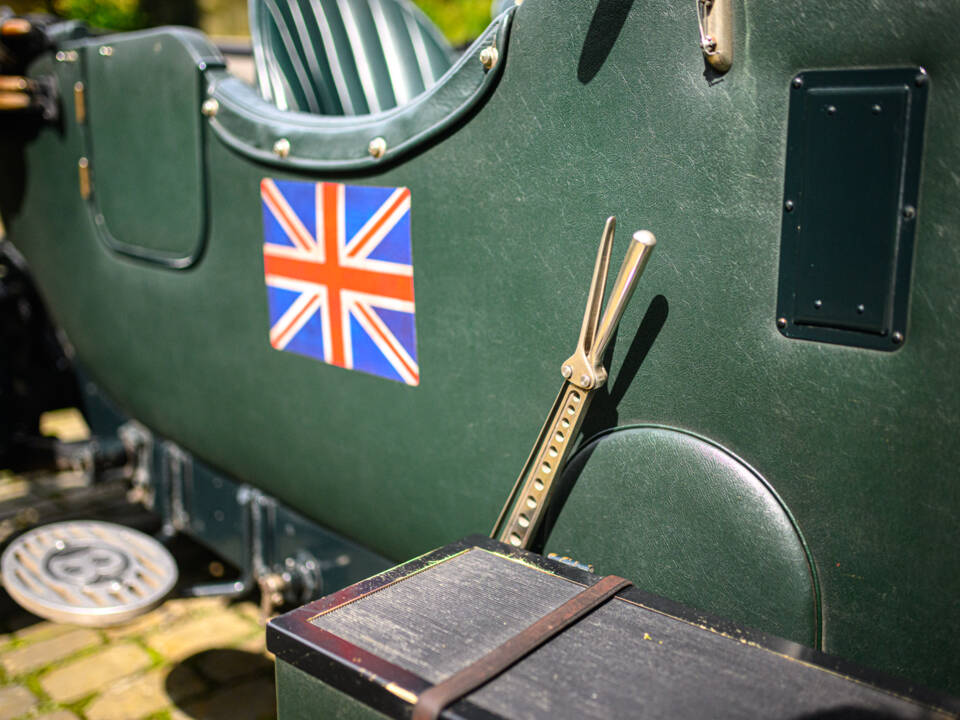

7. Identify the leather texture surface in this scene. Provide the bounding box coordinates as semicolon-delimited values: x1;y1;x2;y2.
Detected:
80;29;216;266
277;662;389;720
209;9;512;170
5;0;960;695
250;0;454;115
544;426;819;646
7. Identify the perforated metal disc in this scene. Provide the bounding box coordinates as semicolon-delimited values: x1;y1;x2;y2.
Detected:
1;521;178;626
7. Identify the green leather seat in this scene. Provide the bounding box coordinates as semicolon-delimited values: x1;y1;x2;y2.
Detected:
249;0;456;115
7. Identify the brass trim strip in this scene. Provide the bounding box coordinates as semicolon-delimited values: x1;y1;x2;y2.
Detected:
0;91;30;110
385;683;419;705
0;76;30;92
78;157;91;200
0;18;32;36
73;81;85;124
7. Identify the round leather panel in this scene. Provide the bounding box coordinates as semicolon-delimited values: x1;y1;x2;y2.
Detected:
544;426;820;646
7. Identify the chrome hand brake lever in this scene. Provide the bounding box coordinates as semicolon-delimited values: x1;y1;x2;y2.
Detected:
492;219;656;549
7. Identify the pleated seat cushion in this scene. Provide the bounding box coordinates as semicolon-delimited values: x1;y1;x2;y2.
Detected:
250;0;456;115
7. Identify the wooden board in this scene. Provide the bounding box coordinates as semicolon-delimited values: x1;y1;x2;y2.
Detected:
268;537;959;719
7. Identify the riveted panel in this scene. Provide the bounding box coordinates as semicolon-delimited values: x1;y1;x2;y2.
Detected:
777;68;928;350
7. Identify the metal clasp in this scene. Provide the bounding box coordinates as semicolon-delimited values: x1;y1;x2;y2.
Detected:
560;218;656;391
696;0;733;73
491;219;657;549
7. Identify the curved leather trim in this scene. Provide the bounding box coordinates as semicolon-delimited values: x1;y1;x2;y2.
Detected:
63;27;224;269
205;7;515;171
64;25;226;70
557;423;823;648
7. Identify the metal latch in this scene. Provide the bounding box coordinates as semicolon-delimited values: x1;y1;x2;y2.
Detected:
492;218;657;549
696;0;733;73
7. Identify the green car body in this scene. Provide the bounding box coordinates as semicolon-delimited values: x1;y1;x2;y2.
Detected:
2;0;959;699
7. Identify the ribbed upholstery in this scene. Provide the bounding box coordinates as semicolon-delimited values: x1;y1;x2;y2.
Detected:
250;0;456;115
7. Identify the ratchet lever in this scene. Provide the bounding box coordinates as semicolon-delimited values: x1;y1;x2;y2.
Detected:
492;218;656;548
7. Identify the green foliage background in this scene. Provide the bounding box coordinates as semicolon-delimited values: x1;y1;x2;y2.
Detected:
411;0;491;45
6;0;493;43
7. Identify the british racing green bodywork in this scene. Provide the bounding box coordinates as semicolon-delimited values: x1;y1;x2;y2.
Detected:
3;0;959;696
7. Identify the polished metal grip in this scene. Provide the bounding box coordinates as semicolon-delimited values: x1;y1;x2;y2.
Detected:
591;231;656;367
493;221;657;548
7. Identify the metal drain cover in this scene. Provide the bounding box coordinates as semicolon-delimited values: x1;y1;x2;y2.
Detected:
1;521;178;626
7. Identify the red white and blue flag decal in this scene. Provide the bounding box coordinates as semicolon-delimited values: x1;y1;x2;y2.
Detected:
260;179;419;386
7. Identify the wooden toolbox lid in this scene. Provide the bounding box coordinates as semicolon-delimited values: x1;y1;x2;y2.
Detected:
268;536;958;719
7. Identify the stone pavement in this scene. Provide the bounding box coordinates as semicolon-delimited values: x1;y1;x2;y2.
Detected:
0;411;278;720
0;594;276;720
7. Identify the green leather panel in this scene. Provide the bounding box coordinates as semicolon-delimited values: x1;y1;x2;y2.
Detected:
6;0;960;695
276;661;388;720
78;28;223;266
207;8;513;170
544;426;819;646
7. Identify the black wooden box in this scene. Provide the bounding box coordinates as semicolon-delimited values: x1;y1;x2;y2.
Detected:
267;536;958;719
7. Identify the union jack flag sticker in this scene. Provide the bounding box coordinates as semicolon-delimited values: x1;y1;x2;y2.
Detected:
260;179;419;386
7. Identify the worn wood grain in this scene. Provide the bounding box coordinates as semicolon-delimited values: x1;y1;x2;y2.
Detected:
310;549;952;719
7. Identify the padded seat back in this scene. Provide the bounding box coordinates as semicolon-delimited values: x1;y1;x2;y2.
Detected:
250;0;456;115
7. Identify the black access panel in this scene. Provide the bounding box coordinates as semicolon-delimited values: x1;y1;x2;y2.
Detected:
776;68;929;350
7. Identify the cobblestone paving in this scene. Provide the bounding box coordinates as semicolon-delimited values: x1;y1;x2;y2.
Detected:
0;594;276;720
0;412;278;720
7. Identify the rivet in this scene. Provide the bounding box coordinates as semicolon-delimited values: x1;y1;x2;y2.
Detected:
784;199;795;212
479;46;499;70
55;50;66;62
776;317;787;329
579;374;592;388
201;98;219;117
273;138;291;158
814;299;822;309
368;136;387;159
902;205;916;220
792;77;803;89
892;331;904;344
856;304;865;314
99;45;113;57
871;104;882;115
826;105;837;115
561;364;573;379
